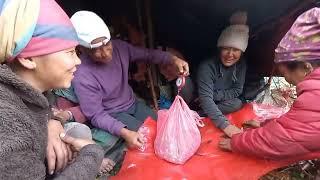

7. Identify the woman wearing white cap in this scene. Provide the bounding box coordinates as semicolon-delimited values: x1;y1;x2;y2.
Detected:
197;12;249;137
63;10;189;172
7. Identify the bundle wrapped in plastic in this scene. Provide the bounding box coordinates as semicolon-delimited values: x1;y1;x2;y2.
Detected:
154;95;204;164
253;77;296;121
252;102;289;121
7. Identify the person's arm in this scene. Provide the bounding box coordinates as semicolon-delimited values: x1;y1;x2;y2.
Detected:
120;40;172;64
118;40;189;75
197;62;230;129
231;108;305;159
73;73;146;149
65;106;86;123
47;120;73;174
212;61;247;101
55;97;87;123
54;144;103;180
73;74;125;136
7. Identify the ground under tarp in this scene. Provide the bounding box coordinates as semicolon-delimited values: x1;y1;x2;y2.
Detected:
112;104;320;180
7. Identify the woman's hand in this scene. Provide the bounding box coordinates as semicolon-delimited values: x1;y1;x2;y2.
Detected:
60;133;95;152
52;108;72;123
222;124;243;137
47;120;72;174
219;138;232;151
171;55;189;76
120;128;144;149
243;120;261;128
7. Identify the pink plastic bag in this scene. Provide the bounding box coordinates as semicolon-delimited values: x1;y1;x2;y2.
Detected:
154;95;204;164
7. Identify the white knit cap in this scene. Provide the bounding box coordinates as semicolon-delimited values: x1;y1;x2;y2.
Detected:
217;11;249;52
70;11;111;48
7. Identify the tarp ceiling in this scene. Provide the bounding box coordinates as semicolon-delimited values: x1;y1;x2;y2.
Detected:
153;0;303;52
57;0;318;75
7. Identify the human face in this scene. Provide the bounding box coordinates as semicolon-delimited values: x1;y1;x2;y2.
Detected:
33;48;81;90
87;37;113;63
220;47;242;67
277;63;307;86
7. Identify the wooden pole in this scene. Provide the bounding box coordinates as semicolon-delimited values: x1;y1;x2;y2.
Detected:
135;0;144;32
144;0;159;111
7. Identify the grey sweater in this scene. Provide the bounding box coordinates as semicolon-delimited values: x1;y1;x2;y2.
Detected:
197;57;246;129
0;65;103;180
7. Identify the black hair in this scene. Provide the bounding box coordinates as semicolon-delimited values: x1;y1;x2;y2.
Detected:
6;58;23;72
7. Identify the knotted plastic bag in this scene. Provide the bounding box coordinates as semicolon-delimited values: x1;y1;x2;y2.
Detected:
253;77;296;121
154;95;204;164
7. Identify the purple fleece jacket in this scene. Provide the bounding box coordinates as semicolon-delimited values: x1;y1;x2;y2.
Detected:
73;40;171;136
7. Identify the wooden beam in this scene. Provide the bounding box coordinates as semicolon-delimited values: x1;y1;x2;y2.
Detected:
144;0;159;111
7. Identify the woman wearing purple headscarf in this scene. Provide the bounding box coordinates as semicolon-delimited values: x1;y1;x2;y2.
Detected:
219;8;320;160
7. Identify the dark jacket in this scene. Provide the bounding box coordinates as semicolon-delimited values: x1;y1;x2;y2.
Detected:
197;57;246;129
0;65;103;180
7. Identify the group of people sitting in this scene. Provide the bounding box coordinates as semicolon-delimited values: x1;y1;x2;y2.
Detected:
1;0;320;179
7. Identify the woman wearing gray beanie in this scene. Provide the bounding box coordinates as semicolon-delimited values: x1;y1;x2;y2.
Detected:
197;11;249;137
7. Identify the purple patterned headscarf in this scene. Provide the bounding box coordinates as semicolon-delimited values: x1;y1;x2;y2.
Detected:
275;8;320;63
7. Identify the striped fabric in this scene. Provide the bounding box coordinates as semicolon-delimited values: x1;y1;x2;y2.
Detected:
0;0;78;63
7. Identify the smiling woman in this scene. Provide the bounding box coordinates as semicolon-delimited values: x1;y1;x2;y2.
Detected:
0;0;104;179
220;7;320;162
8;48;80;91
219;47;242;67
197;11;249;138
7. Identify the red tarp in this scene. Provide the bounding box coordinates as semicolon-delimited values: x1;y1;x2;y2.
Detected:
112;104;319;180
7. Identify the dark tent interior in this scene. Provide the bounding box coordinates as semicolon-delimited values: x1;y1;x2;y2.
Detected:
57;0;318;76
56;0;318;106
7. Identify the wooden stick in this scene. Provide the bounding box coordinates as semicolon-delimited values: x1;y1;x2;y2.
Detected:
144;0;159;111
